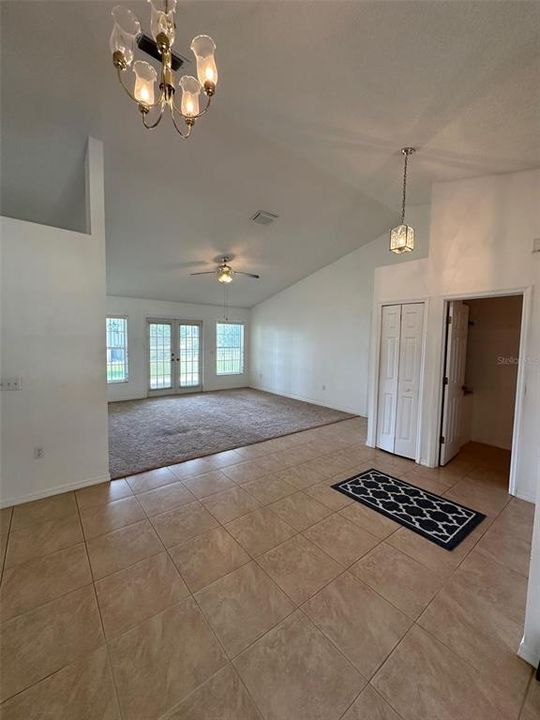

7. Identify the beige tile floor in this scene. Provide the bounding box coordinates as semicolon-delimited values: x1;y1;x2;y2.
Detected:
0;417;537;719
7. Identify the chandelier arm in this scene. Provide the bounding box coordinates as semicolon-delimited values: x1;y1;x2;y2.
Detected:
116;68;165;109
171;94;212;121
141;105;166;130
170;112;193;139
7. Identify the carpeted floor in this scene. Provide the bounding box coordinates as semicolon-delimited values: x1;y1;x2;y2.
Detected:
108;388;355;478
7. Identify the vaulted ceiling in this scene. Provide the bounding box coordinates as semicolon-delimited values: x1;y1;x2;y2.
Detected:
2;1;539;307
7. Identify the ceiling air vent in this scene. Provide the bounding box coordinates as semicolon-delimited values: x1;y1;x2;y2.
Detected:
251;210;279;226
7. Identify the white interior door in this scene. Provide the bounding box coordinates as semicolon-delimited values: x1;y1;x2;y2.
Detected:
394;303;424;459
376;305;401;453
440;301;470;465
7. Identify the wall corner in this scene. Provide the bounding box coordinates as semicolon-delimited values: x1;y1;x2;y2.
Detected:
85;137;105;239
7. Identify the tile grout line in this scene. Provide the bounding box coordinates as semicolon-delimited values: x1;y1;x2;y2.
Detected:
76;493;127;720
96;486;228;718
134;486;249;719
1;433;526;717
517;672;536;720
0;507;14;587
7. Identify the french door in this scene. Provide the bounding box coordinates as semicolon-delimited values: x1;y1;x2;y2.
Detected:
147;319;202;394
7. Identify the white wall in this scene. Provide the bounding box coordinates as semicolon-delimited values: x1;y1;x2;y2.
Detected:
250;205;431;415
106;297;250;402
368;168;540;503
521;477;540;667
0;139;109;506
464;296;522;450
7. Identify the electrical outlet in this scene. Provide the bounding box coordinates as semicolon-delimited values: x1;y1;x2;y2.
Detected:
0;377;22;391
34;447;44;459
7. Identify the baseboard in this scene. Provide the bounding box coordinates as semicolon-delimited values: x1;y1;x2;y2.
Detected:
0;473;111;508
518;635;540;668
249;383;364;417
108;383;250;403
512;488;537;504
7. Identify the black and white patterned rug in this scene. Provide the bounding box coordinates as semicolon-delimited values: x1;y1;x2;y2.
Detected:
332;468;486;550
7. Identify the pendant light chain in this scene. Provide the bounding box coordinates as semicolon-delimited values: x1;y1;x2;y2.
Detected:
401;151;409;224
400;147;415;225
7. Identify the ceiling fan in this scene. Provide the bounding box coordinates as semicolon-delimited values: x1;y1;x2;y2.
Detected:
190;256;260;284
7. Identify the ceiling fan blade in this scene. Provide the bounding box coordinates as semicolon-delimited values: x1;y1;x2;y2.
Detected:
235;271;260;279
190;271;216;276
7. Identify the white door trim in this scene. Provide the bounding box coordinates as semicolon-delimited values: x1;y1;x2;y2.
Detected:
434;287;531;496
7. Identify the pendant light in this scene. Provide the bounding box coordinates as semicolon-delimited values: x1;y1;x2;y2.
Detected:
390;147;416;254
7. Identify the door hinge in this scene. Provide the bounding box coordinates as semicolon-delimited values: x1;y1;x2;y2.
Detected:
440;435;446;444
446;315;453;325
443;376;449;386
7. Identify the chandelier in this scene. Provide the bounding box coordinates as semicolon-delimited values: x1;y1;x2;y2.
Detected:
390;147;416;254
109;1;218;139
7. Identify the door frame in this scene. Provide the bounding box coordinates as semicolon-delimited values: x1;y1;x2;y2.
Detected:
435;287;531;497
146;318;204;396
368;297;430;464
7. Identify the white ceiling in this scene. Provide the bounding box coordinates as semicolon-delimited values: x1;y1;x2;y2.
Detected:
2;1;539;307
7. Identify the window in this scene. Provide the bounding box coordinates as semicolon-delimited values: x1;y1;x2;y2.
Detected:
106;317;128;383
216;322;245;375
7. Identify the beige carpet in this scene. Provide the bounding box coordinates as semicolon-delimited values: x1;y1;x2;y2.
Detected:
108;388;354;478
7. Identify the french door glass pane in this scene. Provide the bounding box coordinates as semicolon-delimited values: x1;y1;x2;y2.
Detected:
179;324;200;387
149;323;172;389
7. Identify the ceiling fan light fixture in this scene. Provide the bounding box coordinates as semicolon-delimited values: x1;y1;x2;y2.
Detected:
217;265;234;283
390;147;416;254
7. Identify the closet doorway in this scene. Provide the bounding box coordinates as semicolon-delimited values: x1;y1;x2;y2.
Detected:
376;303;424;460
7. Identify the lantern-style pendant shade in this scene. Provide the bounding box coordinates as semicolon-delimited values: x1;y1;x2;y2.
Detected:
180;75;201;117
390;224;415;254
